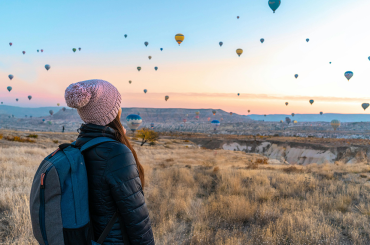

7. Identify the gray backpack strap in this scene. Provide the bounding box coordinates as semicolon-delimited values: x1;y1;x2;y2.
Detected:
80;137;116;152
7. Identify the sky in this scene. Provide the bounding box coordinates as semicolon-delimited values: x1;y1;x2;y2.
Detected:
1;0;370;115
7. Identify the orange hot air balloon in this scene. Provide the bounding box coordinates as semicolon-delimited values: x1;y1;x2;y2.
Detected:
175;34;184;45
207;117;211;121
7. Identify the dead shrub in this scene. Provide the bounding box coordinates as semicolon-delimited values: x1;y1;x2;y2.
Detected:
283;166;303;174
26;134;38;138
213;166;220;172
53;140;59;144
4;136;35;143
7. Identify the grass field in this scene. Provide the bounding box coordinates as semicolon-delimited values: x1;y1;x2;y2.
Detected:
1;132;370;244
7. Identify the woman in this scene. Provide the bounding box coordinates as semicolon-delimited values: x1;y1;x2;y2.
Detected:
65;79;154;245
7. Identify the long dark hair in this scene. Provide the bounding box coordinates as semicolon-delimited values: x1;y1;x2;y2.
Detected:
107;114;145;188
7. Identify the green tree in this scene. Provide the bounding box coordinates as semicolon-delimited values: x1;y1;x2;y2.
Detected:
136;128;159;146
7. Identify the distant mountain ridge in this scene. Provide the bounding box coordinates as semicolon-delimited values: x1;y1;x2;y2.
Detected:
248;114;370;123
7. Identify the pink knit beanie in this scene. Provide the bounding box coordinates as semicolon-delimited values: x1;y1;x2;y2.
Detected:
64;79;121;126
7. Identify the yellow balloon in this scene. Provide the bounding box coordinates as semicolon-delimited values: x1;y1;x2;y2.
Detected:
57;103;60;106
175;33;184;45
236;49;243;57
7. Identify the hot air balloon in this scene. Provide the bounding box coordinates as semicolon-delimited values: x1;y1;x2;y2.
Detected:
268;0;281;13
28;95;32;100
309;99;314;105
126;114;142;132
57;103;60;106
137;67;141;72
72;48;76;52
160;48;163;51
150;123;154;129
264;114;266;117
285;102;288;106
362;103;369;111
9;42;12;46
208;117;211;121
144;42;149;47
237;93;240;96
329;62;331;64
1;102;2;104
148;56;152;60
154;67;158;71
7;86;12;92
219;42;223;47
129;80;132;84
248;110;250;113
295;74;298;79
49;110;54;116
306;38;309;42
212;110;216;115
8;74;13;80
45;64;50;71
196;111;200;116
37;50;39;52
42;119;45;122
260;38;265;43
165;95;169;101
144;89;147;94
175;34;184;45
195;115;199;120
331;120;340;131
22;51;25;55
237;16;239;19
291;113;295;117
280;120;283;123
183;119;187;123
368;57;370;61
236;49;243;57
211;120;220;130
62;107;66;112
16;98;18;102
344;71;353;81
320;112;323;115
41;49;43;52
230;112;233;116
285;117;291;124
124;34;127;38
78;47;81;51
293;120;298;124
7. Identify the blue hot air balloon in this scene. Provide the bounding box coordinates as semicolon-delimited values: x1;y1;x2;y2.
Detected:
16;98;19;102
124;34;127;38
45;64;50;71
42;119;45;122
368;56;370;61
151;123;154;129
237;93;240;96
268;0;281;13
285;117;291;124
362;103;369;111
154;67;158;71
306;38;309;42
8;74;14;80
7;86;12;92
219;42;223;47
329;62;331;64
260;38;265;43
320;112;323;115
211;120;220;131
295;74;298;79
144;41;149;47
309;99;314;105
160;48;163;51
37;50;39;52
28;95;32;100
344;71;353;81
144;89;147;94
126;114;142;132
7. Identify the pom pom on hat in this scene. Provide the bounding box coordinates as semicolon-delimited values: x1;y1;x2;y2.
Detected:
65;82;92;109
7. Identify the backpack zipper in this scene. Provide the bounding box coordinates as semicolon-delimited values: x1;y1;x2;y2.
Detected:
40;166;52;245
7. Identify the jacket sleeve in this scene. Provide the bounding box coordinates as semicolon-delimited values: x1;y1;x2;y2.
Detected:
105;146;155;245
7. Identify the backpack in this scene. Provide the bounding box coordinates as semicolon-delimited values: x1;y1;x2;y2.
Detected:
30;137;130;245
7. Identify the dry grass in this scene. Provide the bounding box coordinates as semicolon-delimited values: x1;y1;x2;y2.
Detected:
4;136;35;143
1;137;370;244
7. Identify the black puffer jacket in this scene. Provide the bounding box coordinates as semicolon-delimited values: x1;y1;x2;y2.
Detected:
75;124;154;245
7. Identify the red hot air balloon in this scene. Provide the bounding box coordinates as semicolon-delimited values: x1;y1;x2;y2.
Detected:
22;51;26;55
9;42;12;46
41;49;43;52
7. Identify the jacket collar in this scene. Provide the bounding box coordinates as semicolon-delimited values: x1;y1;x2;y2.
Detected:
75;123;116;146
